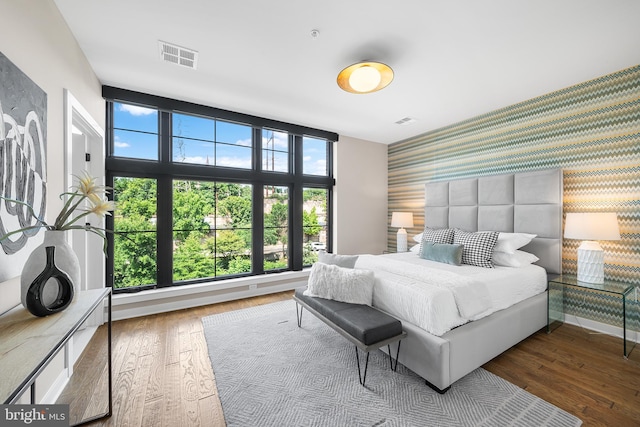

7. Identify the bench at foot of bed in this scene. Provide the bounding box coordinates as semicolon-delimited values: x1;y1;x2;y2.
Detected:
293;287;407;386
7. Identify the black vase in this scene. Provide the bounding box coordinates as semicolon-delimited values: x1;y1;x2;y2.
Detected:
25;246;75;317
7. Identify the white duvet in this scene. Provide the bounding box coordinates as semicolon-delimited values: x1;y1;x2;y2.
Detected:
354;253;547;336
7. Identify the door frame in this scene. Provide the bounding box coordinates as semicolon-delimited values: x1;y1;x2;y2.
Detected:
64;89;105;291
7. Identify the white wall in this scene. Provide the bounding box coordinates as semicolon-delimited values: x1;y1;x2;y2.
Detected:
333;135;388;255
0;0;104;403
0;0;104;285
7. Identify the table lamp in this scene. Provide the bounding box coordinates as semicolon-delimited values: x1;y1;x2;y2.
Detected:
564;212;620;284
391;212;414;252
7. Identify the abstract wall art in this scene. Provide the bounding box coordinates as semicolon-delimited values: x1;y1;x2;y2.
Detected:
0;51;47;281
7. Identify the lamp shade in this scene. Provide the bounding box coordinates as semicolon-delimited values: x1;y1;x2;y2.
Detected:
391;212;414;228
564;212;621;241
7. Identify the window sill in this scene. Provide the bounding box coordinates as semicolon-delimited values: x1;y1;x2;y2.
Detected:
111;269;310;320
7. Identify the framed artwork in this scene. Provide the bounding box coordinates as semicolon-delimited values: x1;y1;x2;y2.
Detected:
0;51;47;282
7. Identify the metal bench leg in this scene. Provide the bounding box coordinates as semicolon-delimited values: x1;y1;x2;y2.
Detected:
295;302;303;327
386;342;402;372
355;346;370;386
394;340;402;372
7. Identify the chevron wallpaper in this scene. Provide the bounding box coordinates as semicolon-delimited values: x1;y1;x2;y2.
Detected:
388;65;640;331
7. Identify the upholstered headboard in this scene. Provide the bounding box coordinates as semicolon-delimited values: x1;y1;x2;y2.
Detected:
424;168;563;274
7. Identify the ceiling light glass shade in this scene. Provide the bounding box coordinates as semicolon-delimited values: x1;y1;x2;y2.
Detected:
337;61;394;94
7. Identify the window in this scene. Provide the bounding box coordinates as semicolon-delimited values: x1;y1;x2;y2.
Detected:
113;103;158;160
105;87;336;292
303;188;328;266
112;177;157;289
262;129;289;173
172;114;252;168
303;136;328;176
172;180;252;282
264;186;288;271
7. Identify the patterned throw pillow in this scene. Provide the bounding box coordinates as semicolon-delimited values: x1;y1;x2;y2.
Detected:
421;227;455;244
453;229;500;268
420;227;455;256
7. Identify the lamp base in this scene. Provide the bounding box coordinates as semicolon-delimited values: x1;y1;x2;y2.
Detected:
396;228;408;253
576;240;604;284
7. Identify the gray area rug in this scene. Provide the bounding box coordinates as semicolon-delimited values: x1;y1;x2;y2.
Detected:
203;300;582;427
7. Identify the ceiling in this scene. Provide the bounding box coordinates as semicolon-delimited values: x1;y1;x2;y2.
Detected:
54;0;640;145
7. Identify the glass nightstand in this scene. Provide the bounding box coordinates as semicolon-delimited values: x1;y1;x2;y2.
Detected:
548;274;637;358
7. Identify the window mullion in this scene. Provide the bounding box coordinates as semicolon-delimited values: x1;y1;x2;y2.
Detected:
252;128;264;274
156;112;173;286
291;135;304;271
252;184;264;275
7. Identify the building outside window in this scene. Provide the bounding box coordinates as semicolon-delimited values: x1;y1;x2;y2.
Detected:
104;88;335;292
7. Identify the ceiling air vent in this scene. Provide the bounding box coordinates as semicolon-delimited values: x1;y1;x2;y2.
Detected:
159;41;198;70
395;117;417;126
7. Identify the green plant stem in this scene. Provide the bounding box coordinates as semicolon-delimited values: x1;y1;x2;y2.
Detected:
55;192;85;229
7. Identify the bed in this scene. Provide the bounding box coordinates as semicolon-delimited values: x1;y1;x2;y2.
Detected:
364;168;563;392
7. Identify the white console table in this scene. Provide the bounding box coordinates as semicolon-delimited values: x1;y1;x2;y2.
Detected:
0;288;112;426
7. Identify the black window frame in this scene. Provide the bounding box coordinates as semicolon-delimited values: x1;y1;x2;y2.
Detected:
104;86;336;293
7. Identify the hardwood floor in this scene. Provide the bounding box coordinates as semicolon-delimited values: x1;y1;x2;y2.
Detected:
60;291;640;426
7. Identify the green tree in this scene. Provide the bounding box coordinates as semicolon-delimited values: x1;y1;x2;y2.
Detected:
303;188;326;202
226;257;252;275
173;234;215;280
266;202;288;257
219;195;251;228
213;230;245;270
114;177;156;219
113;215;157;288
303;243;318;266
173;184;212;241
303;207;322;242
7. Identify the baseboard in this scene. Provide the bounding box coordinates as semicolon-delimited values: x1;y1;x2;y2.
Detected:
564;314;640;344
40;368;69;404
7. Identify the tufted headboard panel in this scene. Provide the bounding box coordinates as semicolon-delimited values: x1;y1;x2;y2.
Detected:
425;168;563;274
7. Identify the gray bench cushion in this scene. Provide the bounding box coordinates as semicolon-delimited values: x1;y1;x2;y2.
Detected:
294;287;402;345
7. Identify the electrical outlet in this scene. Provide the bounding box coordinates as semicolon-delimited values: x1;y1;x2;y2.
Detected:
249;284;257;290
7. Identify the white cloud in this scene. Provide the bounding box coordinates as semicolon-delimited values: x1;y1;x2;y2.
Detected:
114;136;130;149
262;131;288;149
309;159;326;175
217;156;251;169
119;104;156;116
303;155;311;161
180;156;209;164
173;155;251;169
236;138;252;147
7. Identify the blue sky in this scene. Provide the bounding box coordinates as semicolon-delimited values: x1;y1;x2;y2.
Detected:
113;103;327;175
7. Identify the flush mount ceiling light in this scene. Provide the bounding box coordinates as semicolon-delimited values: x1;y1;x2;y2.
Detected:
337;61;394;94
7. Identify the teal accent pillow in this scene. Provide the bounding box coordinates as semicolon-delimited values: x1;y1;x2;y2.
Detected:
419;242;464;266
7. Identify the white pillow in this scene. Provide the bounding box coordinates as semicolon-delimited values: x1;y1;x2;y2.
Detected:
304;263;374;305
409;244;420;253
492;232;537;254
412;233;423;243
492;250;539;267
317;251;358;268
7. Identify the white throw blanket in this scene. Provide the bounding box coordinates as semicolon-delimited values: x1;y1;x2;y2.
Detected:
355;255;493;335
